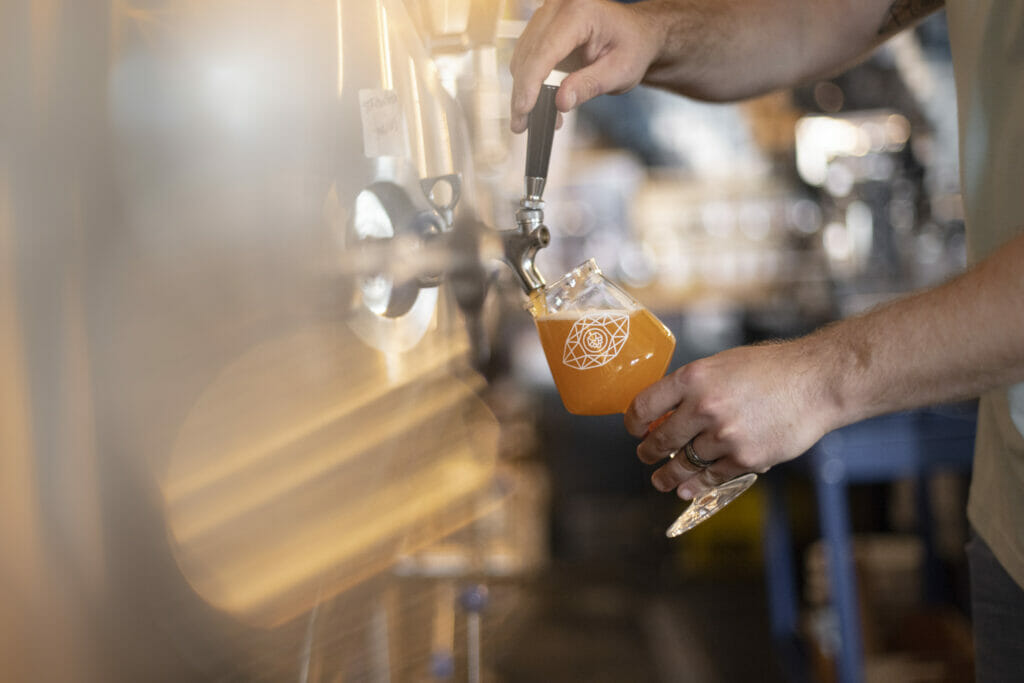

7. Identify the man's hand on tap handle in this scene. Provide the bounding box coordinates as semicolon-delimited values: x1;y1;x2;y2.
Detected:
509;0;662;134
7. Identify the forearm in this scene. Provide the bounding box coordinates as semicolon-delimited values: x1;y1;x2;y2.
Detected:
624;221;1021;494
510;0;944;130
811;231;1024;430
641;0;938;102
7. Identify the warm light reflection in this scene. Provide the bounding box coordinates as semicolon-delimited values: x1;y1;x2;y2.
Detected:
0;170;42;683
162;325;499;627
409;55;428;178
429;0;470;35
7;0;522;678
377;0;394;90
335;0;344;94
795;112;911;187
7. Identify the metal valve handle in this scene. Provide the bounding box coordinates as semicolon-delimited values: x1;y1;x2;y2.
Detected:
524;83;559;202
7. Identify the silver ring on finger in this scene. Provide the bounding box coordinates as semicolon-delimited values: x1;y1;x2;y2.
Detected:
684;440;716;469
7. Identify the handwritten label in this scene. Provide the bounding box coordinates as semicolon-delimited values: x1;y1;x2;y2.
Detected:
358;89;409;159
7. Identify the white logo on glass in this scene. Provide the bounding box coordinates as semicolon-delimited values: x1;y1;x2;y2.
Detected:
562;312;630;370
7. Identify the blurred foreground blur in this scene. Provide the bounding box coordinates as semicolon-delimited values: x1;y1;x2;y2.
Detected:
2;1;549;680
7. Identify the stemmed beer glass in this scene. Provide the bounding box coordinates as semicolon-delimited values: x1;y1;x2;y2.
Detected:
528;259;757;536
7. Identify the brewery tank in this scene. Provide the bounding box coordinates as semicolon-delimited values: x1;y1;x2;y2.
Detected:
1;1;525;680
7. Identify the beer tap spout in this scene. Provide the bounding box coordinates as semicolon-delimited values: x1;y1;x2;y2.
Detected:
503;203;550;293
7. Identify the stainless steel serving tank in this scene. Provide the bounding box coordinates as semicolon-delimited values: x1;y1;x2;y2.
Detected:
2;1;519;680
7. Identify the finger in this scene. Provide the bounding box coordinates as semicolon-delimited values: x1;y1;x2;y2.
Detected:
555;55;630;112
683;432;726;468
636;408;703;465
625;368;686;438
510;11;590;132
677;461;749;501
650;430;732;493
651;452;705;493
508;1;558;78
508;7;555;131
643;410;674;436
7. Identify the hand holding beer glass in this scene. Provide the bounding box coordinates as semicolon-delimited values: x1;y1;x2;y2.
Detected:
528;259;757;536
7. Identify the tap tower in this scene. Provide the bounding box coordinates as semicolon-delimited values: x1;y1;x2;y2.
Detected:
504;78;561;292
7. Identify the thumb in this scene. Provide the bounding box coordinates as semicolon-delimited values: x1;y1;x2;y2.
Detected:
557;57;640;112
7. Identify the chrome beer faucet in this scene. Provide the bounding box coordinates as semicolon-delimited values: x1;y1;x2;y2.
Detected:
503;80;560;293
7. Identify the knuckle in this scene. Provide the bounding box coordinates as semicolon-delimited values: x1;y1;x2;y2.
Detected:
691;396;718;420
515;85;536;111
707;425;735;452
673;360;706;390
670;363;693;387
698;470;718;488
648;429;676;453
608;62;643;94
575;72;602;101
630;392;655;421
731;447;761;472
688;358;710;380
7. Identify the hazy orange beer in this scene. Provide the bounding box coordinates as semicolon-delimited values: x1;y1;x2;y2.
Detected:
530;260;675;415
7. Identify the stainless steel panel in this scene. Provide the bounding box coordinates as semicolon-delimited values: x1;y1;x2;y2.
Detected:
2;1;510;679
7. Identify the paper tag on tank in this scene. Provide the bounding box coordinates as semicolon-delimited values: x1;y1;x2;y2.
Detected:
359;89;409;158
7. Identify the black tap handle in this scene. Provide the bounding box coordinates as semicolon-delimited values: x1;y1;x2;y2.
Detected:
525;84;559;182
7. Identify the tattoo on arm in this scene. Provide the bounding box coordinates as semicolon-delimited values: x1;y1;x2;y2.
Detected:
878;0;944;36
